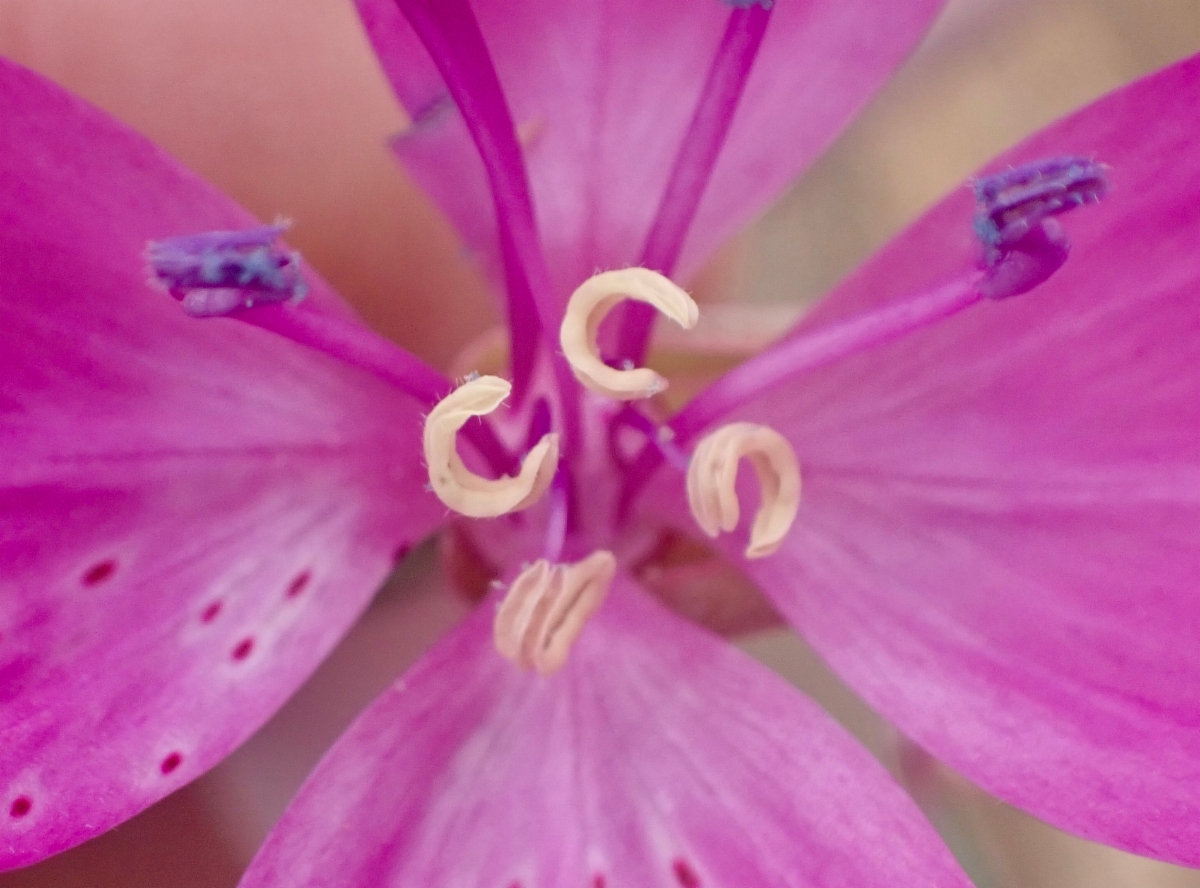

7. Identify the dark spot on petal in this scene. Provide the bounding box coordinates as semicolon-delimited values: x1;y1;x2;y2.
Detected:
286;570;311;599
231;638;254;661
200;601;222;624
9;797;31;818
673;859;701;888
393;543;411;566
160;752;182;775
592;875;607;888
82;559;117;586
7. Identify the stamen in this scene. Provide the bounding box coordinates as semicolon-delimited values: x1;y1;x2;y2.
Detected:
560;269;699;400
686;422;800;559
619;157;1106;518
493;551;616;675
152;226;520;474
147;225;307;317
423;375;558;518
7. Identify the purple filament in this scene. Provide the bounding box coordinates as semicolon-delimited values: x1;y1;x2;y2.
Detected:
672;273;985;441
617;272;986;516
614;5;772;366
397;0;543;390
239;304;515;476
147;225;306;317
394;0;583;459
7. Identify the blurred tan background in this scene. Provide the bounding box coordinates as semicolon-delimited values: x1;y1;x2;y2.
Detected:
1;0;1199;885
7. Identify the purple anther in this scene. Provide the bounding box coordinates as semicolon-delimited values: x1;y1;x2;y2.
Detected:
974;156;1107;300
974;156;1107;255
147;224;308;318
722;0;773;8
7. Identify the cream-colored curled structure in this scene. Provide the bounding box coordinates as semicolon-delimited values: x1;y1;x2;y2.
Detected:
494;550;617;675
559;268;699;400
423;375;559;518
686;422;801;559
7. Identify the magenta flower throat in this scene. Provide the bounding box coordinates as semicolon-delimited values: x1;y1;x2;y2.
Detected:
3;0;1200;884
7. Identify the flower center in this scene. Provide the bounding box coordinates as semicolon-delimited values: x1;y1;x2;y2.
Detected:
424;267;803;673
149;155;1107;676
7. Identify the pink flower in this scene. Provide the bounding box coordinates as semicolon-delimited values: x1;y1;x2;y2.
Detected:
2;1;1198;885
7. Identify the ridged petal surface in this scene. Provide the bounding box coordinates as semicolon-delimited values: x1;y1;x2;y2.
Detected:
241;577;969;888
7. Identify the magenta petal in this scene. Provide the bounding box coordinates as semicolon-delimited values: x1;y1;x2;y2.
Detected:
240;577;969;888
357;0;945;298
671;56;1200;864
357;0;502;286
0;59;444;866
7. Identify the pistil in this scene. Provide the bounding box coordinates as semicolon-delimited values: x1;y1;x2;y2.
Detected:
610;406;692;473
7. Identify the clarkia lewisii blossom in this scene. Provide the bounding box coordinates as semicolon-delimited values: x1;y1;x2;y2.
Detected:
1;0;1199;886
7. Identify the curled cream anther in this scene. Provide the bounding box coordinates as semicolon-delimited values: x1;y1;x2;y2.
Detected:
494;550;616;675
423;375;559;518
686;422;800;559
560;268;699;400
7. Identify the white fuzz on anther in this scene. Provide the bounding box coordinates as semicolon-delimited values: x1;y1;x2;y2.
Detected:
493;551;616;675
559;268;699;399
423;375;559;518
686;422;800;559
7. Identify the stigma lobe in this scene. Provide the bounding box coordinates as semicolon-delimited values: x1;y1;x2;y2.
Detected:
494;551;616;675
686;423;800;559
560;268;698;400
423;375;559;519
147;224;307;317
